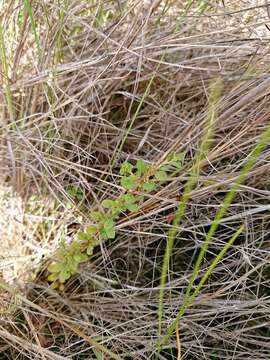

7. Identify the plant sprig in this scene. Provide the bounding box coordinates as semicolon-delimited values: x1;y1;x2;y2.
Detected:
47;153;185;288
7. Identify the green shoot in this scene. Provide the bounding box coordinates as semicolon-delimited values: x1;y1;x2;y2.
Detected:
47;155;185;288
179;113;270;303
157;79;223;344
0;21;14;121
23;0;41;56
55;0;67;63
158;82;270;348
161;224;245;345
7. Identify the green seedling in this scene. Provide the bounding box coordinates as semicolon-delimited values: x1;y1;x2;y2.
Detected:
47;155;185;288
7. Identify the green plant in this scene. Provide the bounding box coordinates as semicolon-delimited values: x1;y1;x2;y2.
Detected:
55;0;68;63
23;0;41;56
158;78;223;343
0;20;14;121
156;78;270;351
160;224;245;347
66;185;84;202
159;113;270;346
47;154;185;288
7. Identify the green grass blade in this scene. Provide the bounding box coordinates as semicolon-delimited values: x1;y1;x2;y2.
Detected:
157;79;223;344
23;0;41;55
0;21;14;120
191;225;245;301
162;224;245;344
161;113;270;345
184;119;270;300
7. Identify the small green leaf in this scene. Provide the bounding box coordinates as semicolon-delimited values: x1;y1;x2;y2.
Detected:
100;218;115;239
66;186;84;201
111;207;122;217
59;269;71;283
120;161;133;175
142;181;156;192
166;152;185;170
70;241;81;252
126;203;139;212
90;211;103;222
136;159;149;176
135;195;144;202
123;193;136;204
67;257;79;273
121;175;138;190
48;263;63;274
82;253;88;262
87;245;94;256
105;226;115;239
67;186;76;196
86;225;97;235
170;160;182;169
101;199;115;208
51;281;59;289
160;165;171;172
77;231;89;241
155;170;168;181
74;253;88;263
103;218;114;231
175;152;185;162
76;193;83;201
166;152;182;162
86;236;99;254
48;272;59;282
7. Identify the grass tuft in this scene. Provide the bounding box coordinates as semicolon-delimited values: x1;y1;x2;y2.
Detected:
1;1;270;359
158;78;223;344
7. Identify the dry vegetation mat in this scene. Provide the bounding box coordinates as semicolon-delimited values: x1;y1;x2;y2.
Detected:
0;1;270;359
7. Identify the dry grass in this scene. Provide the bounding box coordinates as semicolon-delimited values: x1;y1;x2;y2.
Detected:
1;1;270;359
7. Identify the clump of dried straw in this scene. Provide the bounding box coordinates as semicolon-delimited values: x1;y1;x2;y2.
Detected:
0;1;270;359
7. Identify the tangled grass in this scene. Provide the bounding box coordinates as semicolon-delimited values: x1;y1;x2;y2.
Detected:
0;1;270;359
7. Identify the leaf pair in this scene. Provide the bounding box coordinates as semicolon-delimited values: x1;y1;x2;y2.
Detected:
120;159;150;177
121;175;138;190
89;211;116;240
100;217;115;239
136;159;150;176
102;193;141;218
119;161;133;175
77;226;99;255
120;159;152;191
120;154;185;194
160;152;185;173
77;224;97;241
119;193;140;212
48;241;88;287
